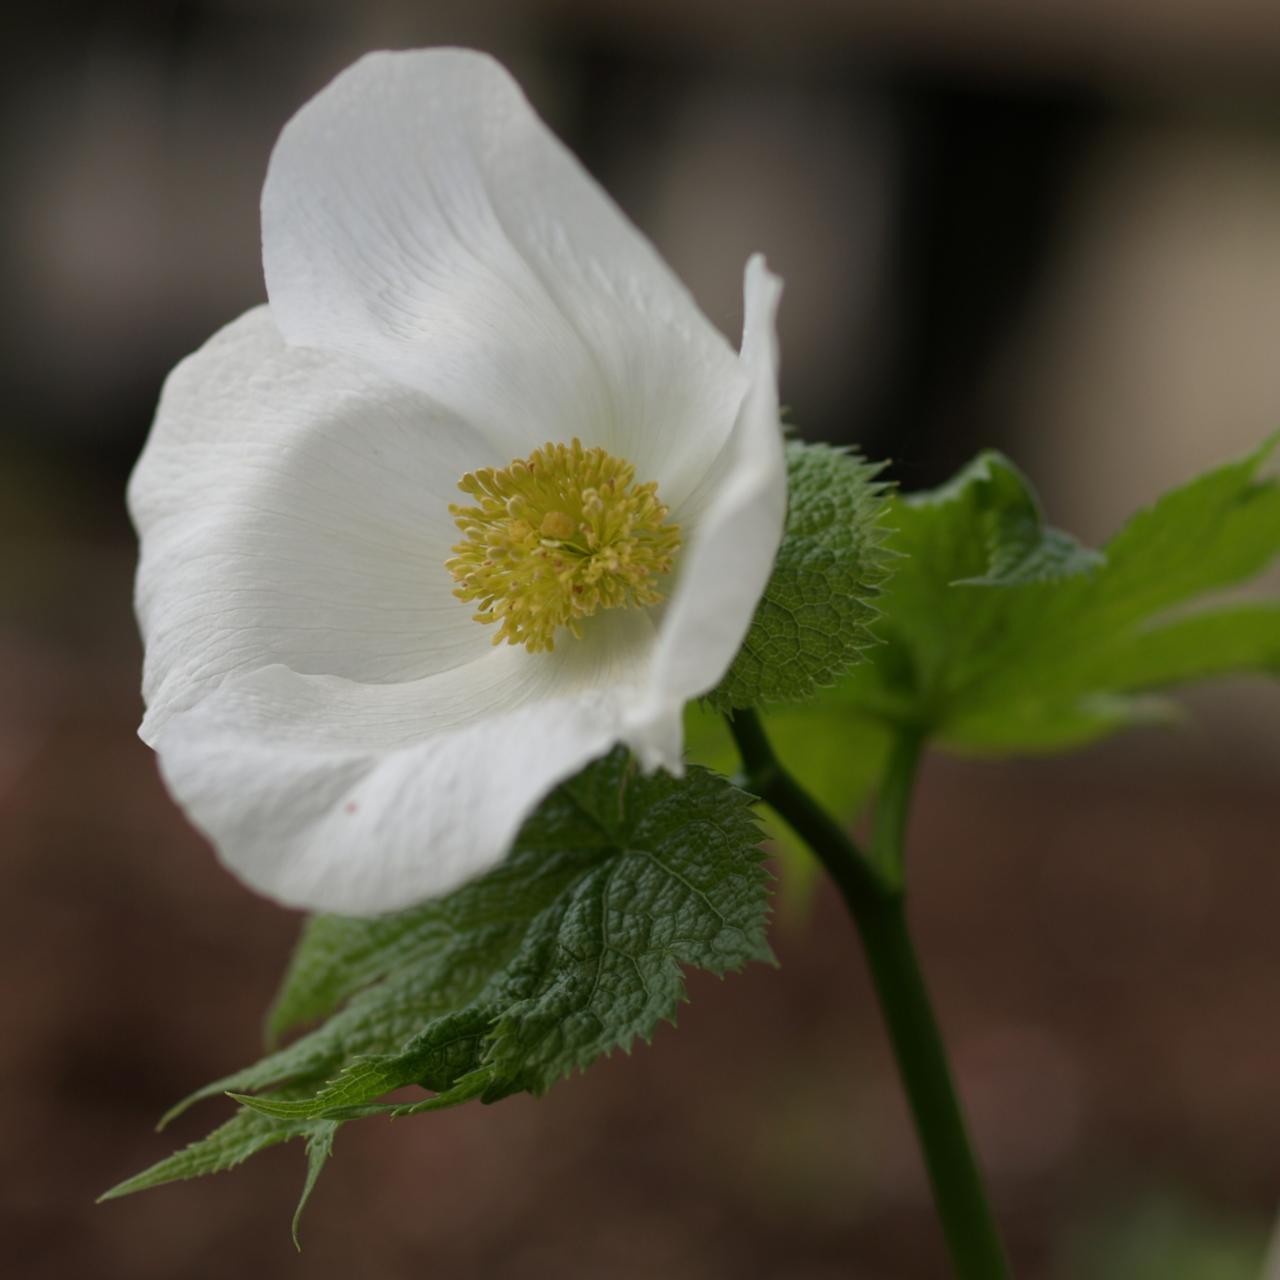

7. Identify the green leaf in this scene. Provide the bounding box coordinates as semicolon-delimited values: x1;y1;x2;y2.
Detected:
291;1123;337;1250
98;1105;327;1202
920;450;1104;586
828;438;1280;755
708;442;892;711
264;913;441;1046
104;749;771;1226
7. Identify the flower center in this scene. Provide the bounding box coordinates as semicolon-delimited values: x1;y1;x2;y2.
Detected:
446;438;681;653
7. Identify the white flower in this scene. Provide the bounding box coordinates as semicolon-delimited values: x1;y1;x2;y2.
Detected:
129;48;786;915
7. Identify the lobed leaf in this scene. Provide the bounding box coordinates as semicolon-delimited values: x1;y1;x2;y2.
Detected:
820;438;1280;756
104;750;771;1232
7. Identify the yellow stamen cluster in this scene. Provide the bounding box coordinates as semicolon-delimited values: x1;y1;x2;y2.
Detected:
446;439;682;653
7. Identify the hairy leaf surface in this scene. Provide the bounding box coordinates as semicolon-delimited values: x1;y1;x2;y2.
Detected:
709;442;892;710
104;751;770;1231
684;443;1280;869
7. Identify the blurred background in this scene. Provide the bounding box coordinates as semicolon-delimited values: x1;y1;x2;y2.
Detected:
3;2;1279;1277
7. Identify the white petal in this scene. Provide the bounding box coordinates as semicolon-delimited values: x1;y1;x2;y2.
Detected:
627;255;787;766
261;48;746;510
153;610;655;914
129;305;508;737
136;47;789;915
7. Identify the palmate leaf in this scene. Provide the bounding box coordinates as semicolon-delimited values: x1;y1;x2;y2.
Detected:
708;441;893;710
103;750;771;1231
685;447;1099;869
682;442;1280;896
826;438;1280;755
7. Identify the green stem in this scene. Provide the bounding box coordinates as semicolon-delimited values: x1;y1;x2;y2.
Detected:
869;726;924;887
726;707;891;909
726;709;1011;1280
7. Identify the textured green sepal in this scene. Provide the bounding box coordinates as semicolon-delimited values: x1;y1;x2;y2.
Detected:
708;441;893;711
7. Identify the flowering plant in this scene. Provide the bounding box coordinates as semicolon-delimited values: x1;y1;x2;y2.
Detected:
105;48;1280;1278
128;49;787;915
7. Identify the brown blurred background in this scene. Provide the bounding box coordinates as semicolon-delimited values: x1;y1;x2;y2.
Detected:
3;2;1279;1277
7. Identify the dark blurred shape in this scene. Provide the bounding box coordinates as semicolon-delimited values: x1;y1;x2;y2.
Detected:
858;73;1101;485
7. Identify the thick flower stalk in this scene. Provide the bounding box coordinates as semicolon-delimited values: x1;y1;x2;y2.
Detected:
129;49;787;915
